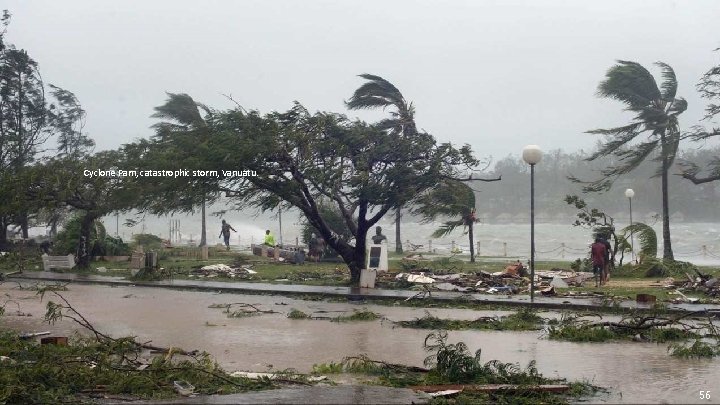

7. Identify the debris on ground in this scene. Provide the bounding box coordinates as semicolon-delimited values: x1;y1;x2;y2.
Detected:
653;270;720;303
190;264;258;278
377;261;596;296
230;371;327;383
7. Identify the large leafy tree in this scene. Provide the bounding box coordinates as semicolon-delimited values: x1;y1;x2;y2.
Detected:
346;74;418;254
681;49;720;184
206;102;479;283
25;151;136;268
0;10;91;242
580;61;687;260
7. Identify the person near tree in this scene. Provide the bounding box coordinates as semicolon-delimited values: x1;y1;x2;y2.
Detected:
590;237;607;287
218;220;237;251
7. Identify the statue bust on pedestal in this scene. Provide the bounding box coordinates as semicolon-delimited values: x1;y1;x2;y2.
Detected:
371;226;387;245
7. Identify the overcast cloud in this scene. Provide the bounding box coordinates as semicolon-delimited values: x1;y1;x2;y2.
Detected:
4;0;719;162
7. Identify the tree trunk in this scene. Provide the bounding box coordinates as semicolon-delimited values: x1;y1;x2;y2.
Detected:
0;216;7;246
468;221;475;262
395;206;402;254
20;213;29;239
660;134;674;260
77;214;96;269
350;229;368;284
200;196;207;247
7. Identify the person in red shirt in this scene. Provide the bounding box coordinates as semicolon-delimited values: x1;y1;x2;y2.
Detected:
590;238;607;287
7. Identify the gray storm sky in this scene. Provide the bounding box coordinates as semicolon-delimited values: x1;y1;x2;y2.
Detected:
4;0;719;163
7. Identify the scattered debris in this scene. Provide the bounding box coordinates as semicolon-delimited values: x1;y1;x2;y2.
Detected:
230;371;327;383
208;302;278;317
173;380;195;396
192;264;257;278
395;273;435;284
19;331;50;340
410;384;571;394
656;271;720;302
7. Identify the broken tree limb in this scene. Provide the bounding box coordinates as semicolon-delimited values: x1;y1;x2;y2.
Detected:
410;384;571;394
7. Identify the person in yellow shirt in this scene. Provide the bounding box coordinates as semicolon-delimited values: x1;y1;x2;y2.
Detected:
263;230;276;246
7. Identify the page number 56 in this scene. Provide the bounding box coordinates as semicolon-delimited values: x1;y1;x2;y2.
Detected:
700;391;711;400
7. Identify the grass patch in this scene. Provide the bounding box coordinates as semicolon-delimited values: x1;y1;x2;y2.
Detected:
332;309;381;322
668;340;720;358
547;312;708;347
287;309;310;319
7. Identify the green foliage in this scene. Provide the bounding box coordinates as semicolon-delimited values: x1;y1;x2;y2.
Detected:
397;309;543;331
580;60;686;260
0;332;273;403
547;312;703;345
101;235;131;256
300;200;352;258
622;222;657;260
423;331;548;386
681;48;720;184
132;233;163;251
570;258;592;272
311;361;344;374
287;309;310;319
332;309;380;322
53;215;104;255
668;340;720;358
638;259;697;278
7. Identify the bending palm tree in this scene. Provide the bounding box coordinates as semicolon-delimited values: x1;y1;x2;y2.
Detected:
346;74;417;254
584;61;687;260
151;93;213;247
414;181;480;262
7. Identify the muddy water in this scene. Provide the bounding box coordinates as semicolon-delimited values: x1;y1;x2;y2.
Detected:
2;283;718;404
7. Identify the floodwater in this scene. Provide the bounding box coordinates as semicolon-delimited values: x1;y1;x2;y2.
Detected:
2;283;719;404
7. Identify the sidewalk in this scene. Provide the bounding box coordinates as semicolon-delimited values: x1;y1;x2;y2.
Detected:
9;271;720;316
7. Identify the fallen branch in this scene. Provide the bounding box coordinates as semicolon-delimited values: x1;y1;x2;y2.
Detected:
42;291;199;357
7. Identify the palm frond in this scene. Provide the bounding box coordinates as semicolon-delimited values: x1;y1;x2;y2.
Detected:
585;126;642;161
655;61;677;101
597;60;661;109
431;219;466;238
608;140;659;176
668;98;688;116
151;93;205;129
622;222;657;259
346;74;404;110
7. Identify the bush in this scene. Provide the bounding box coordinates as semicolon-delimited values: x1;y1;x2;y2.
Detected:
132;234;163;251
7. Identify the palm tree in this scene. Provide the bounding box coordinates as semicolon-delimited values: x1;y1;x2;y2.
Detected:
585;61;687;260
414;180;480;262
346;74;417;254
151;93;212;246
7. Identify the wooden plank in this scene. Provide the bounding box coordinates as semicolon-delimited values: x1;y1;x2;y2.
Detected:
410;384;570;394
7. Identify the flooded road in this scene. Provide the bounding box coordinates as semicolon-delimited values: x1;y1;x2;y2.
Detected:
1;283;718;404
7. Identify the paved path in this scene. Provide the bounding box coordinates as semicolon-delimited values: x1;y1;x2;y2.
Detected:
8;271;720;316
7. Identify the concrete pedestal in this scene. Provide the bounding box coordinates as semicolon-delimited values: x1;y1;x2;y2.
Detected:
360;268;377;288
366;242;388;272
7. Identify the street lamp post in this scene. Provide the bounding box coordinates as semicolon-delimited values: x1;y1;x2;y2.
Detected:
522;145;543;302
625;188;635;264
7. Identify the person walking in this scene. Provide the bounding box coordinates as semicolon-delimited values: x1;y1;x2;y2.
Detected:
590;237;607;287
218;220;236;251
601;235;612;285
